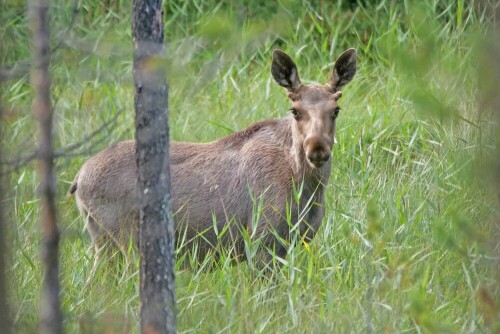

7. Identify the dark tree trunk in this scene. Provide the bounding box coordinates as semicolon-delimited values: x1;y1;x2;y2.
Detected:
132;1;176;333
30;1;63;333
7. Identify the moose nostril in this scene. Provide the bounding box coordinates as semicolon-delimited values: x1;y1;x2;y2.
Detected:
305;137;332;167
308;152;319;161
307;151;331;166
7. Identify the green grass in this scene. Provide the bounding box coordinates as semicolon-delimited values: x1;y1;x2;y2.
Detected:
1;0;499;332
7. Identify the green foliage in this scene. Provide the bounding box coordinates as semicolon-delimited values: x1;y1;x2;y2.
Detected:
1;0;499;332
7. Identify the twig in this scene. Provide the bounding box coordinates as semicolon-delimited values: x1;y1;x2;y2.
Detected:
0;0;80;82
0;107;126;174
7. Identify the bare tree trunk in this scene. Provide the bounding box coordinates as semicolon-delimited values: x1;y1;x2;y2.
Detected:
132;1;176;333
0;13;11;332
0;174;10;333
0;110;12;334
0;193;10;334
0;6;11;331
31;1;63;333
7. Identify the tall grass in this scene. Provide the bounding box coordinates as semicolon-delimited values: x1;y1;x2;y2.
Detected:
1;0;498;332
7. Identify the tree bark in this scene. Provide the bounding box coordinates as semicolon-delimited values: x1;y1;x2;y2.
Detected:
0;108;12;334
0;10;11;332
30;1;63;333
132;1;176;333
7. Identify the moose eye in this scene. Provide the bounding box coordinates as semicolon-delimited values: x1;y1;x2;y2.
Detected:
333;107;341;118
290;108;301;120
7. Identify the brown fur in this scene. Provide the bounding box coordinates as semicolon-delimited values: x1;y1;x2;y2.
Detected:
70;49;357;267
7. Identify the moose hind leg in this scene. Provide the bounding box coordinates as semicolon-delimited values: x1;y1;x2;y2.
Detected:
85;219;100;285
84;213;110;286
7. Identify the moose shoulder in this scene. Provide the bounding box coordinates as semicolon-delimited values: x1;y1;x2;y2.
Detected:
70;49;357;269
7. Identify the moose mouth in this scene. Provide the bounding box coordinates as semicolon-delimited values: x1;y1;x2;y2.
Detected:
306;153;331;169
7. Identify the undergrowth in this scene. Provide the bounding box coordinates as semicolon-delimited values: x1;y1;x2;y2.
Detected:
1;0;499;332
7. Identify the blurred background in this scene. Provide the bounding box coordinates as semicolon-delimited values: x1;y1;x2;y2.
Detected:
1;0;499;332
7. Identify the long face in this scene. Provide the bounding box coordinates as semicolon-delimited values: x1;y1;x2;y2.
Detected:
271;48;357;169
288;85;342;168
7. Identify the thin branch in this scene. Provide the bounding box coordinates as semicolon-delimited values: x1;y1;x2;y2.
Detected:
53;107;126;157
0;107;126;175
0;0;80;82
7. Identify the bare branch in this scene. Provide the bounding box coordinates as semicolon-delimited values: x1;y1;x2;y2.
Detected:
0;107;126;174
1;0;80;82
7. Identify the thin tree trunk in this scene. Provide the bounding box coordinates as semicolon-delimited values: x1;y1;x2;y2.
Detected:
132;1;176;333
0;113;12;334
31;1;63;333
0;11;11;332
0;7;11;331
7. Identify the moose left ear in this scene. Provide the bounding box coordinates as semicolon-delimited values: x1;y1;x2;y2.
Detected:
328;48;357;92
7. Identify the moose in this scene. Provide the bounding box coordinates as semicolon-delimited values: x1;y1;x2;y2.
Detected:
69;48;357;272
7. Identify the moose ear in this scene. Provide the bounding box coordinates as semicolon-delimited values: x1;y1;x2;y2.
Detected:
271;49;301;92
328;48;357;91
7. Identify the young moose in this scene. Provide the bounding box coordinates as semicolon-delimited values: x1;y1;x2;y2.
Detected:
70;49;357;270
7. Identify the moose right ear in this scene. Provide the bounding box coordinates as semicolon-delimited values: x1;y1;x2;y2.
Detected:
271;49;302;92
328;48;357;92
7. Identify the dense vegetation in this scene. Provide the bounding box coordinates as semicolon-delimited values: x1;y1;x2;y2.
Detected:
1;0;498;332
